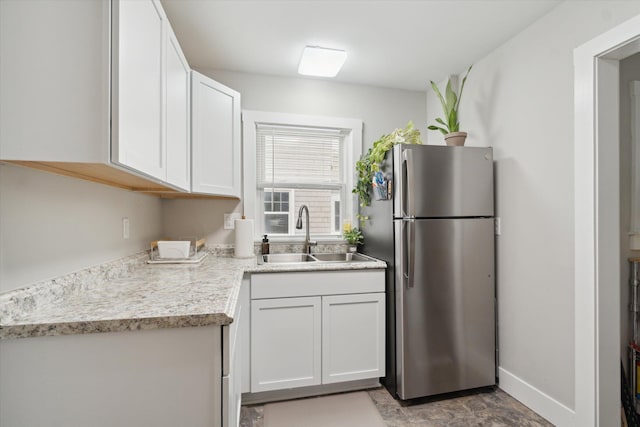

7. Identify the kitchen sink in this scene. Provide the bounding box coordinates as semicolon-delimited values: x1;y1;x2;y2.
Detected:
260;253;317;263
258;252;377;264
310;253;375;262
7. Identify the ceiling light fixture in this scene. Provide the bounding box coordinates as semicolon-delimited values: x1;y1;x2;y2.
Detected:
298;46;347;78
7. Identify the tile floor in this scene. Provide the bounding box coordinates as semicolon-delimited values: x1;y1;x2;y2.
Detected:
240;387;554;427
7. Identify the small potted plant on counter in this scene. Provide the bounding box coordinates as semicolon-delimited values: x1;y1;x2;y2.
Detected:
343;225;364;253
428;65;472;146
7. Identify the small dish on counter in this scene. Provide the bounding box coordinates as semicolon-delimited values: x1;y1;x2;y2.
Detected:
148;238;208;264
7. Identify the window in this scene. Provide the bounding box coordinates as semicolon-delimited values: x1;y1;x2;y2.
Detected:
243;111;362;240
263;189;292;234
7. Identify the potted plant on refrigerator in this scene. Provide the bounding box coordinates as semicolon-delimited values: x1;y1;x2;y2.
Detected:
353;121;422;212
427;65;472;146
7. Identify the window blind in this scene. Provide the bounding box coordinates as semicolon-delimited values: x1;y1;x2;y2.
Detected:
256;124;347;189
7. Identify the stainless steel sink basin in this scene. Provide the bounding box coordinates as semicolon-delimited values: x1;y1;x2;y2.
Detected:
258;252;377;264
311;253;375;262
260;253;317;264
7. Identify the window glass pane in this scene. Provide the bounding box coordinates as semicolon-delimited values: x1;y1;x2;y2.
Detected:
265;213;289;234
264;190;290;213
334;201;340;232
292;189;342;236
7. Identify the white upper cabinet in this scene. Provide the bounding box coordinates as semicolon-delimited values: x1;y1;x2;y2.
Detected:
191;71;242;197
0;0;240;197
113;0;192;191
164;23;191;191
0;0;110;162
112;0;166;181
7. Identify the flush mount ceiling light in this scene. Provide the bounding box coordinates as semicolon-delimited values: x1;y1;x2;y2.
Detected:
298;46;347;77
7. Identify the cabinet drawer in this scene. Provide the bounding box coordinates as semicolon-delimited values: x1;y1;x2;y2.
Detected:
251;270;384;299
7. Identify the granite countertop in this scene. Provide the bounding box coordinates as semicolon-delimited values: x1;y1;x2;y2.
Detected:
0;253;386;340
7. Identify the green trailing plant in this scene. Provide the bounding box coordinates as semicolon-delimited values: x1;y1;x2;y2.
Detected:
427;65;472;135
353;121;422;209
343;226;364;246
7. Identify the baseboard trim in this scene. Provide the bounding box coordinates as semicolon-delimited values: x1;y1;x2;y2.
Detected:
498;367;575;426
242;378;381;405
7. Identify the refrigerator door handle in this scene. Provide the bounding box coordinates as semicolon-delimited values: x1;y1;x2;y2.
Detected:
402;149;414;218
403;219;415;288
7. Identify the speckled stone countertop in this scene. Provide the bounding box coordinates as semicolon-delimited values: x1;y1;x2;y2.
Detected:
0;250;386;340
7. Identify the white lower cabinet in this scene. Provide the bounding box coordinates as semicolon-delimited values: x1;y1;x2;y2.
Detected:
251;297;322;392
0;278;249;427
223;274;249;427
249;270;385;394
322;293;385;384
0;326;224;427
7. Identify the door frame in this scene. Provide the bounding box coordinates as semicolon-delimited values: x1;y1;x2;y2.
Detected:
574;14;640;427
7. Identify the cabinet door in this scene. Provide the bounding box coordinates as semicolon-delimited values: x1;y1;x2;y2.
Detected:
251;297;321;392
222;280;244;427
113;0;166;180
322;293;385;384
191;71;241;197
164;24;190;191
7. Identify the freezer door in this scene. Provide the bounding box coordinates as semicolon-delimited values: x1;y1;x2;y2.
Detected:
395;218;495;400
393;145;494;218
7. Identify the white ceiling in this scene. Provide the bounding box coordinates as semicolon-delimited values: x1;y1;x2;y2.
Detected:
161;0;561;92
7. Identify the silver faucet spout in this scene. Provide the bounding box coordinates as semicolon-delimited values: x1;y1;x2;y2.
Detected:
296;204;316;254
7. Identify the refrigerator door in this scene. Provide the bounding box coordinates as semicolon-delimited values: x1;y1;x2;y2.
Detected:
393;145;494;218
395;218;495;400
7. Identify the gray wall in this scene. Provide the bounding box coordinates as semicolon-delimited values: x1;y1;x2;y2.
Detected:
0;164;162;293
425;0;640;413
162;70;426;243
620;52;640;373
1;62;425;293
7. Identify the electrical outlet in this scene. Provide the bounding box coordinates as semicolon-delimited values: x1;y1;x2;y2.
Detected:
494;217;501;236
224;213;242;230
123;217;130;239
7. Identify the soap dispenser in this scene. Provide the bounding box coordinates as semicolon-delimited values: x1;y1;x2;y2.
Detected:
261;235;270;255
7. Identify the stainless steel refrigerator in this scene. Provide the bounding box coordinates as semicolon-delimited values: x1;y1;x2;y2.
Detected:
361;144;496;401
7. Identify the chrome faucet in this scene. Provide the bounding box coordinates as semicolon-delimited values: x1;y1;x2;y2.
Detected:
296;204;317;254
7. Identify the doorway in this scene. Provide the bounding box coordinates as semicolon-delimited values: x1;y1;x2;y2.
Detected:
574;14;640;427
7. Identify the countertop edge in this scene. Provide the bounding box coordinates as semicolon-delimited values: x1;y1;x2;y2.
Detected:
0;256;387;340
0;313;234;340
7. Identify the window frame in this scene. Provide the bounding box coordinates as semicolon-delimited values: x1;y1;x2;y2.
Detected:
243;110;362;242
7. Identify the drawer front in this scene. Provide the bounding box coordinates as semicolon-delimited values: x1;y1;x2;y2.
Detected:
251;270;384;299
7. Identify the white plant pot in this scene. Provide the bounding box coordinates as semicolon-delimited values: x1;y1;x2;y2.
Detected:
444;131;467;146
